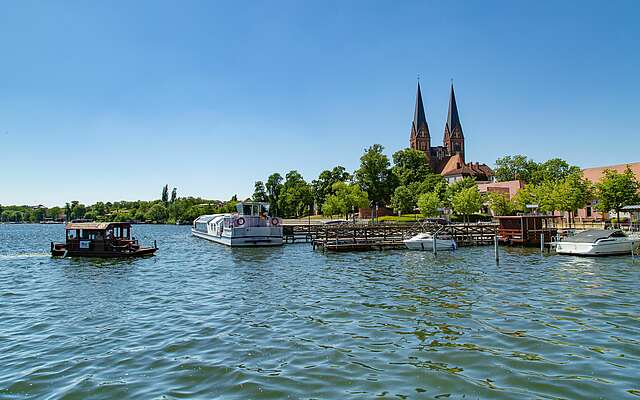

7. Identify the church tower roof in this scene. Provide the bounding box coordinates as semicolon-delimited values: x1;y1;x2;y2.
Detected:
446;84;463;138
412;82;430;136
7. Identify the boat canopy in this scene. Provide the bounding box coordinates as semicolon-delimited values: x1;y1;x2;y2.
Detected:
65;222;129;231
569;229;626;243
193;215;222;224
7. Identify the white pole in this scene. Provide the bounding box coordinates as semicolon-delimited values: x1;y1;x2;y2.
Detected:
540;233;544;253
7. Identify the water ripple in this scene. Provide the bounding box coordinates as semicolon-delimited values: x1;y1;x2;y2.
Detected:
1;224;639;399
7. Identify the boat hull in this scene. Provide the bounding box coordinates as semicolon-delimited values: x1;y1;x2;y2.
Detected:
192;229;283;247
51;246;157;258
404;238;457;251
556;239;639;256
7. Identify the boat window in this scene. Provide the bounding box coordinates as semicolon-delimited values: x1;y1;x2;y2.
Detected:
243;204;253;215
68;230;77;239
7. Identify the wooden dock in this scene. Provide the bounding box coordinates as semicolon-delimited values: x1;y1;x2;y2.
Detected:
283;222;497;251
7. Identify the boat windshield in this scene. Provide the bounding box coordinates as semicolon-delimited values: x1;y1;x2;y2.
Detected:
569;229;626;243
237;202;270;217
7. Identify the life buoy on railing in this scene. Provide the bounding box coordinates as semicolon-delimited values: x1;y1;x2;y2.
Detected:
235;217;246;227
270;217;280;226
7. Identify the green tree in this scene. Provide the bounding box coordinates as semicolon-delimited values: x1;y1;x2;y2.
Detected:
280;170;313;218
443;177;477;207
161;185;169;203
595;167;640;224
417;192;441;218
312;166;352;211
355;144;396;206
171;188;177;203
145;203;168;223
391;148;431;187
559;172;592;226
253;181;269;202
534;158;580;184
390;185;416;214
451;186;483;222
322;182;368;218
486;192;515;216
266;173;283;217
494;155;540;183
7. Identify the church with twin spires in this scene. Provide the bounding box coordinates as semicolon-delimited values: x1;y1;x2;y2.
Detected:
409;82;493;182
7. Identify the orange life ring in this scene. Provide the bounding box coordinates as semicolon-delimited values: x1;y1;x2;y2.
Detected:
235;217;246;227
271;217;279;226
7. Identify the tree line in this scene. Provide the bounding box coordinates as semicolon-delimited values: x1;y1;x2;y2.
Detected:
0;185;239;224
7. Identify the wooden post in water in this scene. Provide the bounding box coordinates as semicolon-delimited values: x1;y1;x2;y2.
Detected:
494;234;499;264
540;233;544;253
432;230;437;256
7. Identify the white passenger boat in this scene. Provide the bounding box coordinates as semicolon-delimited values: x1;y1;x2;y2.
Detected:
192;202;283;247
403;232;457;251
555;229;639;256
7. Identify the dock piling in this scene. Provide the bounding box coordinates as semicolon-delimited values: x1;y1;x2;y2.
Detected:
494;234;499;264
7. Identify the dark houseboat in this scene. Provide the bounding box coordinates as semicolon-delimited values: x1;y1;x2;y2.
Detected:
497;215;558;246
51;222;157;258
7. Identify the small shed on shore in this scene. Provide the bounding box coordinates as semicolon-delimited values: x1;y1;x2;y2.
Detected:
497;215;558;246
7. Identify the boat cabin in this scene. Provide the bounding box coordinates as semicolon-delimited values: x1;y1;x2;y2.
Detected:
497;215;558;246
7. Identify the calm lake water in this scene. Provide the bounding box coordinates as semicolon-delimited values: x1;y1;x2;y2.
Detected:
1;224;639;399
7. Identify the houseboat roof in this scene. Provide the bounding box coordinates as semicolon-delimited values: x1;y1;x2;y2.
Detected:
65;222;130;230
568;229;625;243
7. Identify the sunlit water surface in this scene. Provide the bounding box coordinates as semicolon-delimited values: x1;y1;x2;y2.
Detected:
1;224;639;399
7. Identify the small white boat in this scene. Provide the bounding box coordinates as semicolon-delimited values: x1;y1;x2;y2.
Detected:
192;202;283;247
555;229;639;256
404;232;457;251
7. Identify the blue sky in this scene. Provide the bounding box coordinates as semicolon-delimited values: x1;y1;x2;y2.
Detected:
1;0;639;206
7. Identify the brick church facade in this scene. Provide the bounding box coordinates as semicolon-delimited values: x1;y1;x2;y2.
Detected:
410;83;493;183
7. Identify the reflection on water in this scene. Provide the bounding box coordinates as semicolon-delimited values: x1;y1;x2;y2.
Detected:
0;224;639;399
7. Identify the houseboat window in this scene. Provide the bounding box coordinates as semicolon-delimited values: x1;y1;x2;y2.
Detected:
586;207;592;217
243;204;253;215
68;230;77;239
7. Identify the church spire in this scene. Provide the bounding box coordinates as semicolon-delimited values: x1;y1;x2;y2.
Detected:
413;82;428;134
410;81;431;155
446;83;463;138
443;83;465;162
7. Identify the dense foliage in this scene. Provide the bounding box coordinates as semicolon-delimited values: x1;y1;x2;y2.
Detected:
0;187;238;224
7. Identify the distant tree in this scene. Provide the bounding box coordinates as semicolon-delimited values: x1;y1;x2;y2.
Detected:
390;185;416;214
451;186;483;222
559;172;592;226
486;192;515;216
355;144;397;206
415;173;447;197
595;167;640;224
321;182;368;219
391;148;431;187
443;177;477;207
417;192;441;218
278;171;313;218
145;203;168;223
534;158;581;184
266;173;284;217
494;155;540;183
170;188;177;203
161;185;169;203
253;181;269;202
312;166;352;210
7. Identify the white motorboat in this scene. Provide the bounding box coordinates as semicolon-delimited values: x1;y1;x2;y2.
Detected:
555;229;639;256
404;232;457;251
192;202;283;247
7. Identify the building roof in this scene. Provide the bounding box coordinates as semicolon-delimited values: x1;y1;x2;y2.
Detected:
442;160;494;179
446;84;463;138
412;82;430;137
65;222;130;230
440;153;465;175
582;162;640;183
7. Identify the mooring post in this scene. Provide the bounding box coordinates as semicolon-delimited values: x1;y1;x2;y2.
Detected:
432;231;437;256
494;234;499;264
540;233;544;253
632;241;635;262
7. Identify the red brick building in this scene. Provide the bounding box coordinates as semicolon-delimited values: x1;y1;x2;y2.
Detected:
409;82;493;182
